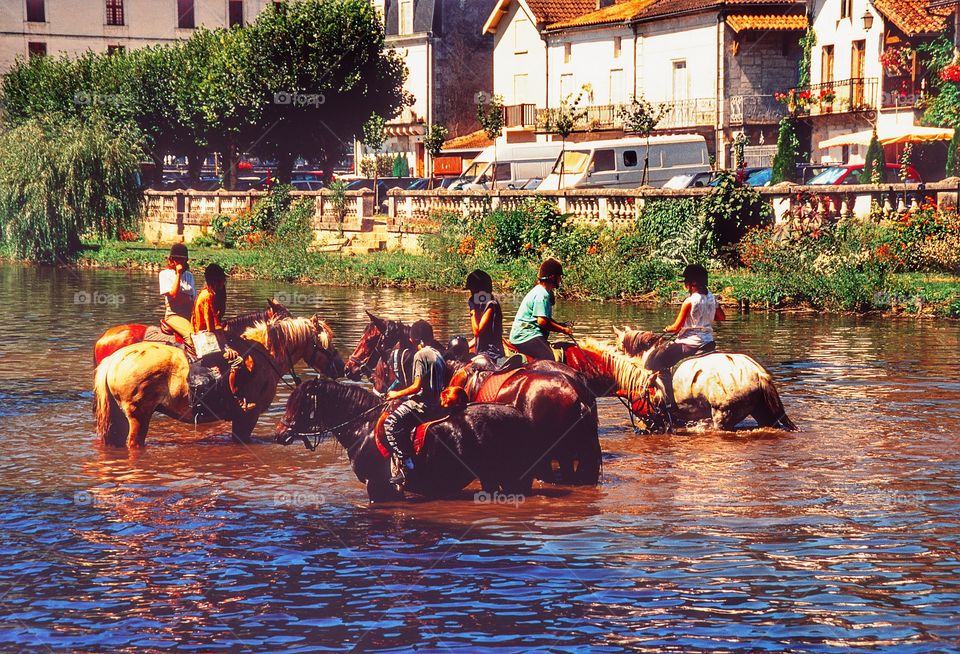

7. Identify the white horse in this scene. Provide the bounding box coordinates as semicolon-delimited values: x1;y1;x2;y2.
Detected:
595;328;797;432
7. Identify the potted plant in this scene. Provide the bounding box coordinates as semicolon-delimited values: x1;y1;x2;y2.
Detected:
819;87;836;112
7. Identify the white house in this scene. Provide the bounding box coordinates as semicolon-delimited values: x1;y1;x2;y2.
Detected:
808;0;948;165
485;0;807;167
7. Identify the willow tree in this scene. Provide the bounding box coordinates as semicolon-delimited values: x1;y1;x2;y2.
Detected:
0;117;143;262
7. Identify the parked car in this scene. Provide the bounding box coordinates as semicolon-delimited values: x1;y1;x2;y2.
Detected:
744;167;773;187
808;164;922;185
406;178;439;190
537;134;710;190
292;180;324;191
437;177;462;189
796;164;831;184
663;171;715;189
518;177;543;190
458;142;564;190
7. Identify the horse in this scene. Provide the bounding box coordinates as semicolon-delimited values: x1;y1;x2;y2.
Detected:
276;378;541;502
343;311;455;382
93;316;341;448
577;335;797;432
93;299;291;366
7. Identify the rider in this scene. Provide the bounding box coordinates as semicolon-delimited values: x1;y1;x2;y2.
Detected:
465;269;504;360
191;263;256;415
383;320;446;484
160;243;197;336
508;258;573;361
650;263;726;413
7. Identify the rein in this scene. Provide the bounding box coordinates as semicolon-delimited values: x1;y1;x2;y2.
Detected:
279;398;388;451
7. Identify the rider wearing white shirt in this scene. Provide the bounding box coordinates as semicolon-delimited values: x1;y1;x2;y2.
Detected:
158;243;197;322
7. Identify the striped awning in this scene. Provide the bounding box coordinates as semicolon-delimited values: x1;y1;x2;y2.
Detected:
727;14;808;33
385;124;425;137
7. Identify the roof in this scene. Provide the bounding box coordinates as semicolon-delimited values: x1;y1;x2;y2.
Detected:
726;12;807;31
484;0;598;33
927;0;960;7
548;0;659;30
442;129;495;151
873;0;947;35
635;0;801;21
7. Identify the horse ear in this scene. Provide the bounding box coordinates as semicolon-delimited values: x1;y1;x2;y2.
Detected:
366;310;388;333
613;326;624;338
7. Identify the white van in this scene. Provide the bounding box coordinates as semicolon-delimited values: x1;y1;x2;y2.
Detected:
452;143;564;190
537;135;710;190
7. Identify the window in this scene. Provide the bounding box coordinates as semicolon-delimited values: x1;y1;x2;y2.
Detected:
25;0;44;22
613;36;621;59
592;149;616;172
107;45;125;55
106;0;124;25
840;0;853;19
177;0;194;29
821;45;834;83
623;150;638;167
399;0;413;35
513;18;527;53
851;40;865;78
609;69;624;105
28;41;46;58
228;0;243;27
563;42;571;64
495;163;512;182
513;73;528;104
672;60;688;101
559;73;573;101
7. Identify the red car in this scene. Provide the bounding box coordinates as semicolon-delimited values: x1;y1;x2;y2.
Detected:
808;163;922;185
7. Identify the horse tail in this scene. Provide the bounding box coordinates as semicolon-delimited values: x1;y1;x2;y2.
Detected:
759;373;798;432
93;358;126;447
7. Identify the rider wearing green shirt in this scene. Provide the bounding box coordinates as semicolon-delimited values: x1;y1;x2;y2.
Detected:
508;258;572;361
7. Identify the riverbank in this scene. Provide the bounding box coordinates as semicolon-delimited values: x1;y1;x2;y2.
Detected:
74;240;960;317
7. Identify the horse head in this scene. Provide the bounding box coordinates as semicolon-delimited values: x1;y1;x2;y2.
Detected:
344;312;387;380
304;315;343;378
617;327;664;359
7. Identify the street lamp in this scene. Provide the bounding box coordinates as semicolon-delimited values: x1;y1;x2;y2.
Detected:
862;9;874;31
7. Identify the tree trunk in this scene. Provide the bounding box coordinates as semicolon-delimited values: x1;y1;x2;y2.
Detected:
277;150;294;184
187;150;205;182
223;138;239;191
149;152;164;188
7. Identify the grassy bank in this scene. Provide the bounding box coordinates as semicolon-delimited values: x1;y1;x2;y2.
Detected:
76;239;960;318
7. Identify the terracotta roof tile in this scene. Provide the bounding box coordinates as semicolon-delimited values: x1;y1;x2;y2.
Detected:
726;13;807;32
443;130;494;151
548;0;659;29
874;0;947;35
524;0;599;24
636;0;800;21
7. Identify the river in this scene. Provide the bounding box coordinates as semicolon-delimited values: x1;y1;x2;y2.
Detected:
0;264;959;652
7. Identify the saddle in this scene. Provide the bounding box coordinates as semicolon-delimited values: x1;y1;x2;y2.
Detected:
471;367;524;403
374;413;446;459
186;332;248;423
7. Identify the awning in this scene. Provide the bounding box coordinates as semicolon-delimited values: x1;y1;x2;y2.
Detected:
818;125;955;149
726;14;808;33
385;124;425;137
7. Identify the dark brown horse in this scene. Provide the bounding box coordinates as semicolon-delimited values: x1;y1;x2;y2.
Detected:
93;299;291;366
343;311;452;381
449;363;602;485
276;378;541;502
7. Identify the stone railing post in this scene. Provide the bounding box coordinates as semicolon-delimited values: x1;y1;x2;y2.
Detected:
598;196;609;223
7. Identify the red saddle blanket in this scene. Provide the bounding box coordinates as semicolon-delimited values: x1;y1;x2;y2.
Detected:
473;368;524;403
375;417;446;459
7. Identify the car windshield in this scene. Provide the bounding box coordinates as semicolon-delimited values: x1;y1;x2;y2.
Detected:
551;151;591;176
663;174;694;190
745;168;772;186
461;161;491;183
808;167;848;185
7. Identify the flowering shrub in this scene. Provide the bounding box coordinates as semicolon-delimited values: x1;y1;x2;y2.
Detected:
940;64;960;83
818;88;836;104
880;45;915;76
774;88;814;113
877;202;960;271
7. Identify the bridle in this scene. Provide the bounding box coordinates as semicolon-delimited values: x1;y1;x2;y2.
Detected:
346;330;384;378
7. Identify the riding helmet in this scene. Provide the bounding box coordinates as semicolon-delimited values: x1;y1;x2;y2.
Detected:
538;257;563;281
410;319;434;344
447;335;469;356
204;263;227;283
464;269;493;293
169;243;188;260
682;263;708;286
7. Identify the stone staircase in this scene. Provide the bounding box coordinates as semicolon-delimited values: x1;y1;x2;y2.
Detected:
312;217;390;255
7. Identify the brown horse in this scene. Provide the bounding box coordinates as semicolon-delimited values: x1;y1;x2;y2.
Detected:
93;299;290;366
577;336;797;432
343;311;450;381
93;316;341;448
277;378;541;502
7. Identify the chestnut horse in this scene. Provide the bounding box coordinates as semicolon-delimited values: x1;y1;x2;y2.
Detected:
343;311;449;381
93;316;341;448
277;378;541;502
93;299;291;366
577;335;797;432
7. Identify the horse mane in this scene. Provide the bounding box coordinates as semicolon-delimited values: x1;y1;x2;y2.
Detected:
620;329;663;357
223;302;292;334
281;377;380;444
578;338;655;401
242;317;331;361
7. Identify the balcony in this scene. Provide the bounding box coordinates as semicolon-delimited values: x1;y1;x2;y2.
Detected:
805;77;879;115
658;97;717;129
503;103;537;129
881;73;927;110
728;95;788;126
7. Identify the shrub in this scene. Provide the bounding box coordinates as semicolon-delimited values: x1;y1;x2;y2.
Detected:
702;171;772;249
479;197;568;261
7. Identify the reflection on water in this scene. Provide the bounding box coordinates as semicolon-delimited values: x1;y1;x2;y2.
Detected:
1;265;959;651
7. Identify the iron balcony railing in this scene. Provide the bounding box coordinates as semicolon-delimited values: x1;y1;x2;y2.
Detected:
805;77;879;115
728;94;788;126
657;97;718;129
502;103;538;128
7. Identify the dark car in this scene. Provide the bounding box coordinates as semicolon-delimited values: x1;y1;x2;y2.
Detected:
808;163;922;185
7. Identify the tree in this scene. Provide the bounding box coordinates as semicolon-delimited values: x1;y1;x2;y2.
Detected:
947;127;960;178
423;123;448;189
619;93;665;185
859;129;886;184
546;87;590;189
362;113;386;207
771;116;802;183
0;116;143;262
476;94;504;188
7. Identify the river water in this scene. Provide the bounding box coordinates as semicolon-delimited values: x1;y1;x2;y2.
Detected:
1;264;959;652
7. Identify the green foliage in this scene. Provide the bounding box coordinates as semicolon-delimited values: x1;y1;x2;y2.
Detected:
771;116;801;184
619;94;665;137
423;124;448;159
919;35;960;129
258;197;315;281
859;131;886;184
0;117;143;262
327;179;349;235
946;128;960;177
701;171;771;248
476;95;504;141
480;198;568;261
798;26;817;88
545;86;590;140
362;113;387;152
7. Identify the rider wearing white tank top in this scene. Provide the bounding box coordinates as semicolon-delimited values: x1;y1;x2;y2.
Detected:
676;291;717;348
